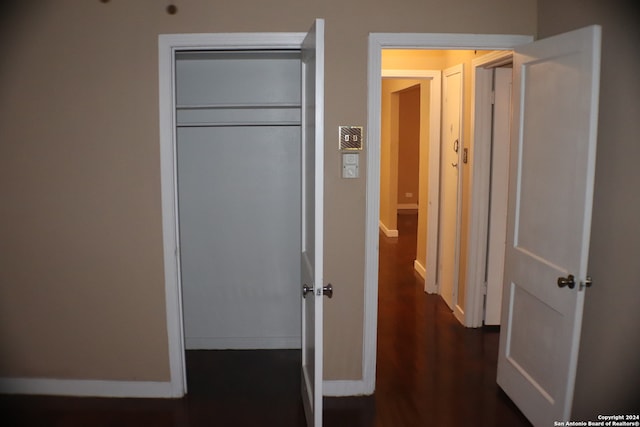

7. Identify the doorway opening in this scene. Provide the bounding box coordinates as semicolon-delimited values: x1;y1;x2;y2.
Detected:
363;33;532;396
157;28;324;402
175;49;303;355
379;75;436;277
377;48;513;328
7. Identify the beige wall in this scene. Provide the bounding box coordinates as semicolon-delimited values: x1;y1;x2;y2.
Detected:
537;0;640;416
0;0;536;383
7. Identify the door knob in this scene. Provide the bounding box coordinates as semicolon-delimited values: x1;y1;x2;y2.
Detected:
322;284;333;298
557;274;575;289
302;284;313;298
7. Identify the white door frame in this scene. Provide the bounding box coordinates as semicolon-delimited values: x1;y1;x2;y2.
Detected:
380;69;441;293
465;50;514;327
158;32;308;397
364;32;533;394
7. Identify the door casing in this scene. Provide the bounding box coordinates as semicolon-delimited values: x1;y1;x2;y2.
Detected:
363;33;533;396
158;32;309;397
465;50;515;327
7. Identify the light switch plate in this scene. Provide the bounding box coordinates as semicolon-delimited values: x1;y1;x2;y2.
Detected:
339;126;364;150
342;153;359;178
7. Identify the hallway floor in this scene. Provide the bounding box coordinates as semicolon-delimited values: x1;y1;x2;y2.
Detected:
331;212;532;426
0;213;531;426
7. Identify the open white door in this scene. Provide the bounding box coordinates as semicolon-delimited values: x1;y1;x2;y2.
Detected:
497;25;601;426
301;19;324;427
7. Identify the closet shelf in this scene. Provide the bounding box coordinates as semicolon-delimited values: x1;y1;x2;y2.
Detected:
176;103;301;110
177;121;301;128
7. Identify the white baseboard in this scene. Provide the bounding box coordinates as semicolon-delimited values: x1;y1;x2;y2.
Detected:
0;377;179;398
413;259;426;279
397;203;418;210
323;379;371;396
185;336;301;350
379;221;398;238
454;305;465;325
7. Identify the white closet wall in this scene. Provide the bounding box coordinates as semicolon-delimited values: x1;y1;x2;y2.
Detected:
176;51;302;349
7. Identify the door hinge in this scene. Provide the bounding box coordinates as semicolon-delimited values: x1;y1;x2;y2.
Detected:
482;282;488;295
490;91;496;105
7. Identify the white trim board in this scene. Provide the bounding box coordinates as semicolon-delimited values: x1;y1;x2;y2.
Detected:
0;378;176;398
185;336;302;350
397;203;419;210
454;304;465;326
413;259;426;279
465;50;515;327
364;32;533;395
379;220;399;238
323;380;367;397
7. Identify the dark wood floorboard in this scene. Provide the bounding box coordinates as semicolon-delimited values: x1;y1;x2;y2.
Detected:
0;213;531;426
345;212;532;427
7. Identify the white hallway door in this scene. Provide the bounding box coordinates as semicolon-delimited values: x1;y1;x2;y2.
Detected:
497;25;601;426
300;20;325;427
438;64;463;312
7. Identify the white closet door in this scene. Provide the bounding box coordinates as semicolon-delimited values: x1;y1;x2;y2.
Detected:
300;18;324;427
178;125;301;349
438;64;463;312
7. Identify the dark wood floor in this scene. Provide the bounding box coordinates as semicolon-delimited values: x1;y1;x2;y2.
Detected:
0;213;531;426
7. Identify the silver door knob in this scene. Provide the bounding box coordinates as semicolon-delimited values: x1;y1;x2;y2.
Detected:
302;284;313;298
323;284;333;298
557;274;575;289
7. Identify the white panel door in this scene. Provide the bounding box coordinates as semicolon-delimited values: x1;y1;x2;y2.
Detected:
438;64;463;311
497;26;601;426
300;19;324;427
